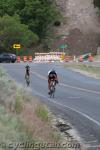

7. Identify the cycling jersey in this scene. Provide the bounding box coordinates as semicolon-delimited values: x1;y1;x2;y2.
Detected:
25;65;30;76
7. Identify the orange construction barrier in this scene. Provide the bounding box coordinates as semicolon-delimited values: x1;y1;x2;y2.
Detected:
23;56;27;62
65;56;73;62
29;56;33;62
17;56;21;63
88;55;93;62
79;56;83;62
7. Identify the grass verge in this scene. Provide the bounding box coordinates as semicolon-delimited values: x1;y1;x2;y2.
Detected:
64;63;100;79
94;55;100;61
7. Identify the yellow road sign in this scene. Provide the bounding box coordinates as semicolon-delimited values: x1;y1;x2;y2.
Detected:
60;53;65;60
13;44;21;49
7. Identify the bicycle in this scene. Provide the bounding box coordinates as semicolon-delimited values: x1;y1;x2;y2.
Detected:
49;79;56;98
25;74;30;87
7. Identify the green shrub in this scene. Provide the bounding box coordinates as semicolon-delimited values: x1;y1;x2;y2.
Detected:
35;104;49;122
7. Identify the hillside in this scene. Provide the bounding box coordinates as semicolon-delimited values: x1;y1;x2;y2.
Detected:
52;0;100;55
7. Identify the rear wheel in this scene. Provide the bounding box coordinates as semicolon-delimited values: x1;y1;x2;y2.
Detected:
50;85;55;98
52;92;54;98
25;75;30;87
26;80;30;86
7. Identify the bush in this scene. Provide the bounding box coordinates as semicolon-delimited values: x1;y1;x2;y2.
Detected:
35;104;49;122
0;14;39;53
0;0;60;39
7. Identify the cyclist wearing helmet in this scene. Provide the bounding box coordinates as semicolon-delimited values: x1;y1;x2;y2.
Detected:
48;69;58;94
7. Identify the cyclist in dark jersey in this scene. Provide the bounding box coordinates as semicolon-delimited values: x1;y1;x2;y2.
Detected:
48;69;58;94
25;64;30;86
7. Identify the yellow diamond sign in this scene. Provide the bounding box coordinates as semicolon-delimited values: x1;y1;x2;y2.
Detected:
13;44;21;49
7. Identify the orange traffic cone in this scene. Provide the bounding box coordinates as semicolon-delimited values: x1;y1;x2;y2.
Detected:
79;56;83;62
29;56;33;62
23;56;27;62
88;55;93;62
17;56;21;63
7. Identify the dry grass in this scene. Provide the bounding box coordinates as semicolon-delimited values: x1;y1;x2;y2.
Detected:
20;102;60;143
35;104;49;122
94;55;100;61
64;63;100;79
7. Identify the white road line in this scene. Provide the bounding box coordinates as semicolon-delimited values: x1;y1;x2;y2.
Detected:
68;97;81;99
32;87;100;127
60;83;100;95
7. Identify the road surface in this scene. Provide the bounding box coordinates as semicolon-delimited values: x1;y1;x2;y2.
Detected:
1;63;100;150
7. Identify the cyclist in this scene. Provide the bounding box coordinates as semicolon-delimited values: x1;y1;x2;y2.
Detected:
25;64;30;86
25;64;30;76
48;69;58;94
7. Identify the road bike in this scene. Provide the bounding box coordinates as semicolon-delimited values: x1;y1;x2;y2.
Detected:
49;80;56;98
25;74;30;87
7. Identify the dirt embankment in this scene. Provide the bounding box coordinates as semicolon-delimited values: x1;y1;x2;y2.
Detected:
57;0;100;33
53;0;100;55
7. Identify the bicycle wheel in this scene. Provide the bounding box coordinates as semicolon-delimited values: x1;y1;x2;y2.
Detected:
52;86;55;98
25;75;30;87
50;85;55;98
26;80;30;86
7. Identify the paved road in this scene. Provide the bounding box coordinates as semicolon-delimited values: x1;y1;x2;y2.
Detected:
1;63;100;150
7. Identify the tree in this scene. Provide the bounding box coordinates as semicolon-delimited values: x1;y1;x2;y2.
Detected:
0;0;59;38
94;0;100;8
0;0;25;16
0;14;39;52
